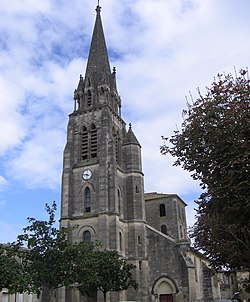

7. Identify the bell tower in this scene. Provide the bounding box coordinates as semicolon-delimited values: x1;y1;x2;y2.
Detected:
60;4;148;301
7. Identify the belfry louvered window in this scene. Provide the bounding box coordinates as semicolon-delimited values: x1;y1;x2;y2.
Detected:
90;124;97;158
81;124;98;160
81;126;88;160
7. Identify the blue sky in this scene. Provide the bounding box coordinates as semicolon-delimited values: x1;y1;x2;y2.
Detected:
0;0;250;243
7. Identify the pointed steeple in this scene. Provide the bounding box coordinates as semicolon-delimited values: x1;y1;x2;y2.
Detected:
84;5;111;87
73;4;121;115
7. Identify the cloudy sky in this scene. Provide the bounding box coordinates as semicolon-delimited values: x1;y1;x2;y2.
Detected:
0;0;249;243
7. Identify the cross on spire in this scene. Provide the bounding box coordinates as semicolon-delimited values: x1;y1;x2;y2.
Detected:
96;0;101;12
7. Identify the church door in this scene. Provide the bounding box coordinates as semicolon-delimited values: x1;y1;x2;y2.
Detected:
160;294;173;302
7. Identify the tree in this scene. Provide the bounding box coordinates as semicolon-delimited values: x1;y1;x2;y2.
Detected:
15;202;74;301
1;203;137;302
160;69;250;270
64;241;97;299
77;247;138;302
0;244;31;294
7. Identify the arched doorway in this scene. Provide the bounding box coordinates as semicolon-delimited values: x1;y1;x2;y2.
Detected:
152;276;178;302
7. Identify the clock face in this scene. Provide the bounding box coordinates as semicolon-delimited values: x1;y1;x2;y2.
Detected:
82;169;92;180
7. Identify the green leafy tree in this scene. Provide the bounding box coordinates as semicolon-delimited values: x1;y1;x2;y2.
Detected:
0;203;137;302
77;247;138;302
0;244;31;294
64;241;97;298
16;202;74;301
161;70;250;270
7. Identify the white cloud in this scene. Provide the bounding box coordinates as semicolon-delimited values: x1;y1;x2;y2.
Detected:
0;0;249;235
0;0;51;14
8;127;65;189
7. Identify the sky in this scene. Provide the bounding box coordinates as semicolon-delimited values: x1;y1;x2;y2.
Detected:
0;0;250;243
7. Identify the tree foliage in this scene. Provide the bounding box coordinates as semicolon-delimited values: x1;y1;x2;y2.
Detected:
78;248;138;302
0;244;31;294
16;202;74;300
0;202;137;301
161;70;250;270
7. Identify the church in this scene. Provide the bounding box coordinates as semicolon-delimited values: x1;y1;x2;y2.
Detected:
59;4;221;302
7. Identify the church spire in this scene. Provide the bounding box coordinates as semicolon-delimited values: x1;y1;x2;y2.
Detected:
74;4;120;115
84;4;111;87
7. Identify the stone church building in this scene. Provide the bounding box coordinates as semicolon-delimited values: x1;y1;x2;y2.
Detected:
59;4;220;302
1;5;247;302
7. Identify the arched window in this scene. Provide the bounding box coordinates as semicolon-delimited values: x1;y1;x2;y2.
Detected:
84;187;91;212
83;230;91;242
81;126;88;160
90;124;97;158
161;225;167;235
160;204;166;217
